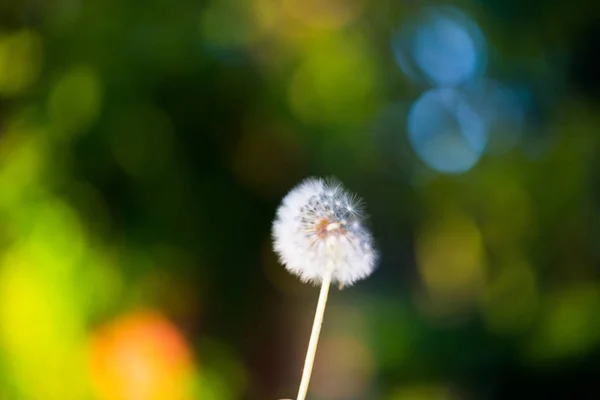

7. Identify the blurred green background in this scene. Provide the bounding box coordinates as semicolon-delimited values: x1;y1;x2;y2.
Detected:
1;0;600;399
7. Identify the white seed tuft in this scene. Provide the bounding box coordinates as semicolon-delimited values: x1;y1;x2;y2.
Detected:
272;177;377;286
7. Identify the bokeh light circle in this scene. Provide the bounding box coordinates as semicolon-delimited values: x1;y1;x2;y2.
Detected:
89;311;196;400
392;6;486;87
407;87;487;174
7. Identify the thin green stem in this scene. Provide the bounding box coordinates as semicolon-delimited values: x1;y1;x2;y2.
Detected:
296;263;333;400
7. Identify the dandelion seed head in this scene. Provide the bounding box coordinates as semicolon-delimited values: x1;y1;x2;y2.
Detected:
272;177;377;286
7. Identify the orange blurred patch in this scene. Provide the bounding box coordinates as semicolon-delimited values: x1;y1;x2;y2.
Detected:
88;310;196;400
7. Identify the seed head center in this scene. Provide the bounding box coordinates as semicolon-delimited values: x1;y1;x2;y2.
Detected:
315;218;345;239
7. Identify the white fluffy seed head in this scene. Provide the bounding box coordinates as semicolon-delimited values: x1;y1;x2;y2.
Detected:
272;177;377;286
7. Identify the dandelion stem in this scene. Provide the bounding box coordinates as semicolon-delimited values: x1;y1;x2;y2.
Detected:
296;263;333;400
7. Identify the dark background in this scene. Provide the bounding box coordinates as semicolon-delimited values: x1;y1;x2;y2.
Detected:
0;0;600;399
